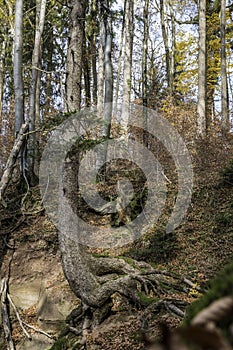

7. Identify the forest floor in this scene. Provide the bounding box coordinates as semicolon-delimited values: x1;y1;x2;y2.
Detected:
0;136;233;349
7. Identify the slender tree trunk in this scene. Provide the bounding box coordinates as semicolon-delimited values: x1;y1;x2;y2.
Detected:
121;0;134;132
142;0;149;144
14;0;25;176
65;0;86;112
14;0;24;135
0;32;7;128
170;0;176;95
142;0;149;108
83;41;91;107
101;1;113;138
220;0;229;136
90;0;98;106
197;0;207;137
97;18;105;119
160;0;171;91
113;0;126;120
27;0;46;184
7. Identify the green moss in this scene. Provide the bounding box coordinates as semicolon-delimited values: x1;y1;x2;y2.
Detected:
137;291;158;306
184;261;233;329
48;332;82;350
117;256;138;268
49;337;67;350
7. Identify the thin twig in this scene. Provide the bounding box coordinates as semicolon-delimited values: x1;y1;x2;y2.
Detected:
22;321;56;340
7;293;32;340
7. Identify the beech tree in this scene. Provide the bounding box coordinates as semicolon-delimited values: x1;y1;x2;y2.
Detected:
65;0;86;113
121;0;134;131
197;0;207;137
14;0;25;174
27;0;47;184
220;0;229;136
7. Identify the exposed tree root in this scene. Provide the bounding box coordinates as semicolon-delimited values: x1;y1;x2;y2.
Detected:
60;252;198;348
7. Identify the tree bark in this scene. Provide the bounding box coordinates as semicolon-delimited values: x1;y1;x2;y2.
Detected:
14;0;24;135
97;18;104;119
56;146;191;346
160;0;171;91
0;31;7;128
27;0;47;184
65;0;86;112
220;0;229;136
14;0;25;176
113;0;126;120
121;0;134;132
142;0;149;144
101;0;113;138
197;0;207;137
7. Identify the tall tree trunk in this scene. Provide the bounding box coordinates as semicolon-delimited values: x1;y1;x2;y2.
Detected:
83;41;91;107
27;0;46;185
220;0;229;136
121;0;134;132
0;31;7;128
90;0;98;106
14;0;24;135
14;0;25;175
170;0;176;95
65;0;86;112
197;0;207;137
160;0;171;91
97;20;104;119
113;0;126;120
142;0;149;144
101;0;113;138
142;0;149;108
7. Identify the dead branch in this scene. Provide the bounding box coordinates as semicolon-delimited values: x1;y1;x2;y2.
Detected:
0;279;15;350
7;293;32;340
22;321;56;340
0;123;29;206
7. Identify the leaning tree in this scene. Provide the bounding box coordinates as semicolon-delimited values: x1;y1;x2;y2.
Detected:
38;0;194;346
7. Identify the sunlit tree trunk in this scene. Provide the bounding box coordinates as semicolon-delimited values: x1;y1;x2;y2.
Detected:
160;0;171;91
197;0;207;137
90;0;98;106
65;0;86;112
142;0;149;144
14;0;24;135
121;0;134;132
0;31;7;127
170;0;176;94
220;0;229;136
113;0;126;120
97;20;104;119
83;41;91;107
27;0;46;184
14;0;25;175
101;0;113;138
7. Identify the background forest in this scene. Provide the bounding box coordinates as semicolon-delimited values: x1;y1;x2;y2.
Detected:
0;0;233;349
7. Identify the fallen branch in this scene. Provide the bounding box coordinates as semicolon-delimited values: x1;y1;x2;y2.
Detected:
22;321;56;340
0;279;15;350
7;293;32;340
